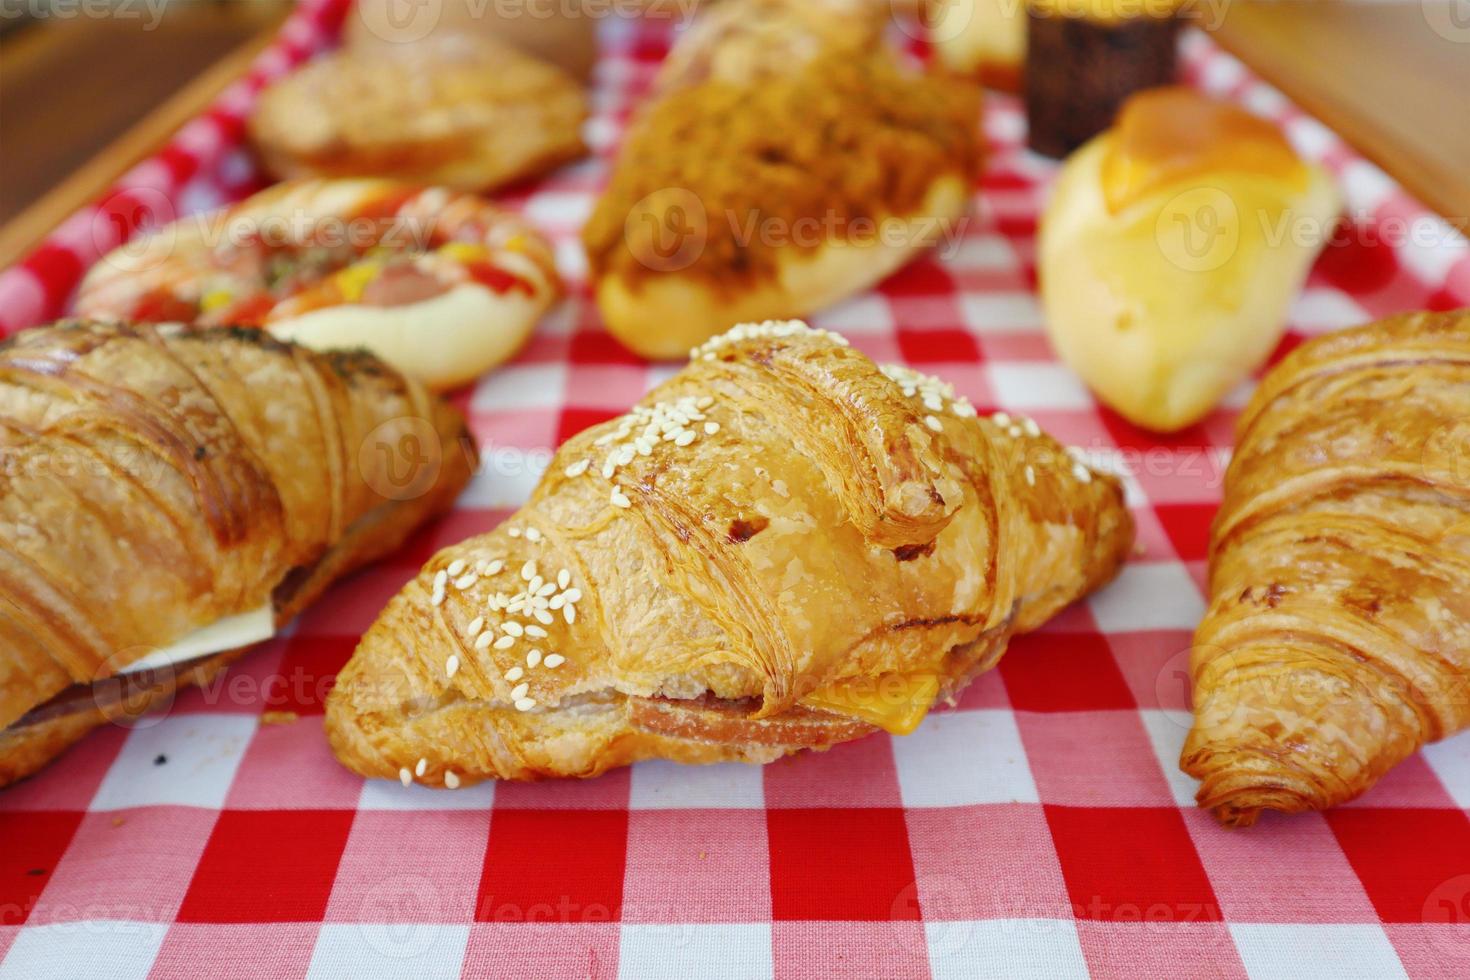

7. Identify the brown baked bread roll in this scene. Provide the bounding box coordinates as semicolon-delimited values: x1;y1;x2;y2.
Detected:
248;33;587;192
326;320;1133;786
0;320;474;787
583;0;982;360
1182;309;1470;826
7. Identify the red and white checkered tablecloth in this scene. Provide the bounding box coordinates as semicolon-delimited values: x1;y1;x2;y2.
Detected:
3;2;1470;977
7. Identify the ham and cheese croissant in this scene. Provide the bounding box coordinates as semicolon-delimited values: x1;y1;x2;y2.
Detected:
0;320;474;787
1182;309;1470;826
326;320;1133;785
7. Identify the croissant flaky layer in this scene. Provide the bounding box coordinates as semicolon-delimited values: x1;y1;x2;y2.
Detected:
0;320;473;786
326;321;1133;785
1182;308;1470;826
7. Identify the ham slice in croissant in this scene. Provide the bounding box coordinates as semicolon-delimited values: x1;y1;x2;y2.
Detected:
326;321;1133;785
0;320;474;787
1182;309;1470;825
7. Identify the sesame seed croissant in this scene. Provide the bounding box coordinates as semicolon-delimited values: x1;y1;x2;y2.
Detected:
0;320;474;787
326;321;1133;786
1182;308;1470;826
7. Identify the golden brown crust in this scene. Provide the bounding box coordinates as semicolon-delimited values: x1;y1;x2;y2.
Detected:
326;321;1133;786
1181;309;1470;826
248;34;587;192
0;320;474;786
583;49;982;295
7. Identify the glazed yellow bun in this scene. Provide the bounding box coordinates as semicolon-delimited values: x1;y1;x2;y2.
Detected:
1039;88;1341;432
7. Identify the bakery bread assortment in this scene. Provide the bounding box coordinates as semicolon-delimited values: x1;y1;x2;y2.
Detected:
249;33;587;192
1024;0;1183;157
1181;309;1470;826
325;321;1134;785
0;320;475;787
75;179;561;391
582;0;983;359
1039;87;1340;433
11;0;1460;830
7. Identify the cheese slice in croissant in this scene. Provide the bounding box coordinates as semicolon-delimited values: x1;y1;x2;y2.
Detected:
0;320;474;787
1183;309;1470;826
326;321;1134;785
1039;87;1341;432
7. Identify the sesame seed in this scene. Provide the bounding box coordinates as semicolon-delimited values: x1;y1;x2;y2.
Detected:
1023;417;1041;437
564;605;577;624
515;697;537;712
558;569;571;589
525;624;548;638
993;411;1011;426
525;527;542;542
467;616;485;636
415;758;427;777
526;649;542;668
486;560;505;575
544;653;565;668
562;588;582;604
446;655;460;677
510;682;530;700
475;632;494;650
1024;465;1036;486
1008;425;1022;438
454;573;478;591
505;666;524;681
534;609;553;625
610;489;632;509
528;575;544;593
493;635;515;650
1073;463;1092;483
399;767;412;787
565;459;590;478
697;396;714;409
502;621;524;637
508;526;521;538
924;415;943;432
434;569;448;589
430;587;446;607
447;559;466;577
536;583;556;598
444;771;460;789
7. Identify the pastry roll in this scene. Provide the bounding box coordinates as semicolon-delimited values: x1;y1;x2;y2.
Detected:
249;33;587;192
1039;87;1340;432
582;0;982;360
0;320;474;786
1182;309;1470;825
326;320;1133;785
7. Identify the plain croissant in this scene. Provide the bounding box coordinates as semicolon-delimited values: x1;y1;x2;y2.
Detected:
0;320;474;787
326;321;1133;786
1182;308;1470;825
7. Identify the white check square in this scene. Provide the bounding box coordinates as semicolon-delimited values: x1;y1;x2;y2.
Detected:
619;923;773;980
1228;923;1407;980
894;710;1039;807
1088;562;1207;633
89;714;256;811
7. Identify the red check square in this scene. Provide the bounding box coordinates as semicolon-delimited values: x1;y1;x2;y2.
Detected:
556;407;624;447
177;810;356;922
477;809;628;923
1327;808;1470;923
1153;503;1219;562
270;634;357;716
897;328;981;365
0;811;83;926
1000;632;1136;713
1046;805;1222;923
767;808;918;921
